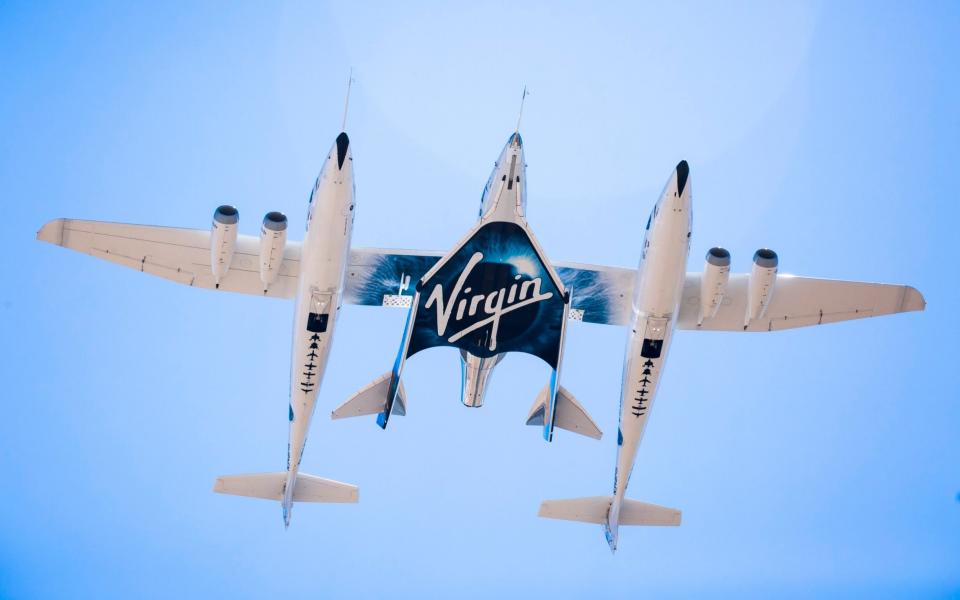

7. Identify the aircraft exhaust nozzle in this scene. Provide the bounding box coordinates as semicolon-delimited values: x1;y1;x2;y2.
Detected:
459;350;504;407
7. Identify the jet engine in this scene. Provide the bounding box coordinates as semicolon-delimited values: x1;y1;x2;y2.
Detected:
259;211;288;289
698;247;730;325
745;248;778;327
211;205;239;286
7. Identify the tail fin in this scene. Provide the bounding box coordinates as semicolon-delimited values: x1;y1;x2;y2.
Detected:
539;495;680;551
538;496;681;525
214;472;358;503
526;385;602;440
332;371;407;420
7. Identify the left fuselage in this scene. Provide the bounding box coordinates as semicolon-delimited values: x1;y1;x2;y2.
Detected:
284;133;355;520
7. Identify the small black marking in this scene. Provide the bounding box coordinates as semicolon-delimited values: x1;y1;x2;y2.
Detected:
676;160;689;195
641;338;663;358
336;132;349;169
307;313;329;333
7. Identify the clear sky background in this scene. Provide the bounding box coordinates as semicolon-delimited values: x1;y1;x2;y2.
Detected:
2;1;958;597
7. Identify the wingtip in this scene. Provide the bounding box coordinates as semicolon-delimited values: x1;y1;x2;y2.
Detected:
902;286;926;312
37;218;65;245
536;501;549;518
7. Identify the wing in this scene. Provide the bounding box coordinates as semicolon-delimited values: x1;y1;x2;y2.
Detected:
37;218;301;298
677;273;925;332
344;248;635;326
342;249;927;330
553;261;634;325
344;247;441;307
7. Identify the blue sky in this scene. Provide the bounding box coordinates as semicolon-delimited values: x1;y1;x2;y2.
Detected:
2;1;958;597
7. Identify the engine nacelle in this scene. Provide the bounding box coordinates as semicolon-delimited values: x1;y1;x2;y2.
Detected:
745;248;778;327
259;211;288;289
211;205;239;286
699;247;731;325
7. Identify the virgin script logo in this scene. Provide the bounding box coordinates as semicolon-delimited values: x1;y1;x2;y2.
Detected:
423;251;553;351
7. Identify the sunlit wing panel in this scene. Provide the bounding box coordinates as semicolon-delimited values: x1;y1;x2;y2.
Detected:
676;273;926;332
344;248;440;307
345;248;636;326
553;261;634;326
36;218;301;298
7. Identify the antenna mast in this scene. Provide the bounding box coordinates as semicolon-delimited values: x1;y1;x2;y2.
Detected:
341;68;355;132
515;86;529;134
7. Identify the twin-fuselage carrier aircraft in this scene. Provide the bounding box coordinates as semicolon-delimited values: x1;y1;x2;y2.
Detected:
38;124;925;551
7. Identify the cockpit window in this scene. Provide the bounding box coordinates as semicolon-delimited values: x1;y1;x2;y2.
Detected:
645;214;652;230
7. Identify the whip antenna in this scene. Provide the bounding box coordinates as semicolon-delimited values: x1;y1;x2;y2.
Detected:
515;86;529;134
341;68;355;131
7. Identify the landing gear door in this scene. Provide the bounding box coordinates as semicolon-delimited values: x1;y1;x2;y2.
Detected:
307;291;333;333
640;316;669;359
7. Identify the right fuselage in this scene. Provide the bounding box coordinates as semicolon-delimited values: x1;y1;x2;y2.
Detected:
607;161;691;548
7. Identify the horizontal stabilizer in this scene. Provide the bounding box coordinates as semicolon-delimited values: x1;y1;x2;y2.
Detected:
213;472;358;503
332;372;407;420
526;385;602;440
538;496;680;526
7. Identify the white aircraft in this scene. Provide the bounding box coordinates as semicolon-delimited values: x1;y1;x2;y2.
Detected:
37;125;924;548
38;131;362;527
